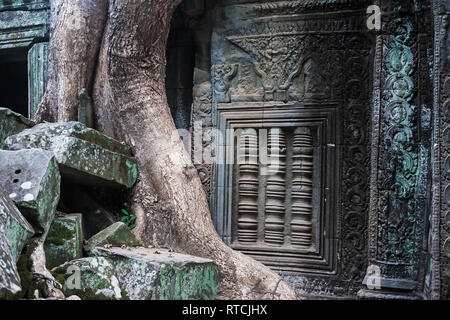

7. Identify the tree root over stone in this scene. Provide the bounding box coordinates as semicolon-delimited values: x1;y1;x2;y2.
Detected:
27;236;65;300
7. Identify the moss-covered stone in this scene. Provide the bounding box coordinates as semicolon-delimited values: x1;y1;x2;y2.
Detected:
0;230;22;299
0;108;34;150
4;122;138;188
84;222;140;253
11;242;43;300
44;213;83;269
90;247;221;300
0;149;61;234
0;188;34;262
51;257;123;300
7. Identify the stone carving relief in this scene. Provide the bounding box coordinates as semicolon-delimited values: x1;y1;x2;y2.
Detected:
377;17;422;272
437;12;450;298
361;2;433;298
235;126;315;249
441;74;450;299
227;35;304;101
291;127;314;248
209;2;373;297
248;0;372;15
264;128;286;246
340;35;371;284
191;81;213;202
237;128;259;243
226;34;340;102
213;64;237;103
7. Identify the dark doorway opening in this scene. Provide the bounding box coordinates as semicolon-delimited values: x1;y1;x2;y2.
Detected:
0;47;29;117
165;7;196;131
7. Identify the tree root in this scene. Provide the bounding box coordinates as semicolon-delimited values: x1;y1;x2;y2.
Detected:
28;237;65;300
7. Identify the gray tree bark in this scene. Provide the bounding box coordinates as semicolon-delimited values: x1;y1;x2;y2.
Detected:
34;0;298;300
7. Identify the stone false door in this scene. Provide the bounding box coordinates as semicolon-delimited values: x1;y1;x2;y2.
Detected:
214;101;341;274
359;0;434;299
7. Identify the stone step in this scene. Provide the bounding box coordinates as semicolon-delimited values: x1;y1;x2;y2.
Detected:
4;122;138;188
52;247;221;300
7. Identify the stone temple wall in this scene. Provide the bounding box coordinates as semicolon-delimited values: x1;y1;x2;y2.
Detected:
0;0;448;300
0;0;50;118
166;0;375;298
166;0;444;299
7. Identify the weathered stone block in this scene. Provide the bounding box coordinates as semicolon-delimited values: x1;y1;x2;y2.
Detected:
0;149;61;234
52;257;124;300
44;213;83;269
4;122;138;188
84;222;140;253
91;247;221;300
0;108;34;149
0;188;34;299
0;188;34;262
0;231;22;299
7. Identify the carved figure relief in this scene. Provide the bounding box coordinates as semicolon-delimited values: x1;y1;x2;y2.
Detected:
227;35;304;101
213;64;237;103
302;58;329;100
377;17;420;269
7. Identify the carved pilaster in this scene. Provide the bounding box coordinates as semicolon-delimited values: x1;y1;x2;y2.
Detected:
431;0;450;300
360;0;431;299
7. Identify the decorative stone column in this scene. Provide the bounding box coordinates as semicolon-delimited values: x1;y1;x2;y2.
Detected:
431;0;450;300
359;0;433;299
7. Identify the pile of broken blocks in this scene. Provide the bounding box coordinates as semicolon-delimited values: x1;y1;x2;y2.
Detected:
0;108;220;300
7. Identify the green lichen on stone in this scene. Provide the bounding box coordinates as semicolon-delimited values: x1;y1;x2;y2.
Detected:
52;257;124;300
14;153;61;234
46;221;74;246
0;108;33;150
8;240;45;300
125;159;138;186
152;263;221;300
44;214;83;269
0;4;50;50
0;189;34;263
90;247;221;300
84;222;140;253
5;122;138;188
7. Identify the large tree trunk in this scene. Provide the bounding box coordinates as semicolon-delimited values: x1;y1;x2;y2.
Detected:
34;0;298;300
34;0;108;123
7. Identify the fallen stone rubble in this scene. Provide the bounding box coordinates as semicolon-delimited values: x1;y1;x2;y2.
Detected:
0;108;221;300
